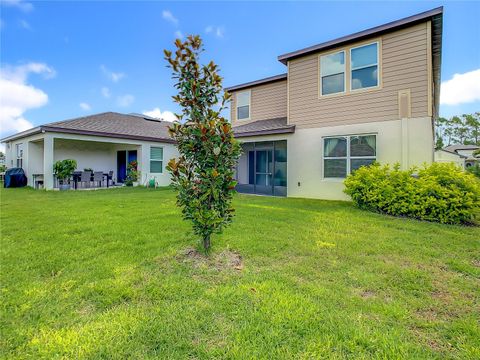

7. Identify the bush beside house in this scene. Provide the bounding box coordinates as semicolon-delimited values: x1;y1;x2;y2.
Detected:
344;162;480;224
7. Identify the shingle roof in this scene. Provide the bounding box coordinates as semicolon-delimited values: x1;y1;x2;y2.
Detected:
225;73;287;92
1;112;175;143
444;144;480;152
436;149;468;158
233;117;295;138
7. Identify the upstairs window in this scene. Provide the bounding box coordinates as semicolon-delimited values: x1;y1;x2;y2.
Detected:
350;42;379;90
320;51;345;96
236;91;251;120
150;146;163;173
16;143;24;168
323;135;376;178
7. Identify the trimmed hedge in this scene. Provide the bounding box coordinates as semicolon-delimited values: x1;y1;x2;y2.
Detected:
344;162;480;224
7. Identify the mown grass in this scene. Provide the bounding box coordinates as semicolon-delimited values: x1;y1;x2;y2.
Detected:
1;187;479;359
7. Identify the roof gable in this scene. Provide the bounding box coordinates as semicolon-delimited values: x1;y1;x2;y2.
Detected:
1;112;175;143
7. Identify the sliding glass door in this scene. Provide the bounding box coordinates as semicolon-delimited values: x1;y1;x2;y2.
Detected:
235;140;287;196
254;145;274;195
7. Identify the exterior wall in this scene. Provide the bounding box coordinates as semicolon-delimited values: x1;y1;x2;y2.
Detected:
288;22;431;129
3;132;178;189
27;140;44;176
54;139;117;174
434;150;465;168
230;79;287;126
237;117;433;200
287;117;433;200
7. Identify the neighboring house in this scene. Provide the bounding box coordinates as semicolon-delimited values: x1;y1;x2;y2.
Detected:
228;7;443;200
434;148;467;169
443;144;480;168
1;112;178;189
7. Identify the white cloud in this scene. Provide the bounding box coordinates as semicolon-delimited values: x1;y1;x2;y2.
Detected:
100;65;125;83
1;62;55;83
101;86;111;98
0;62;54;137
162;10;178;25
205;25;225;38
440;69;480;106
174;30;184;40
1;0;33;12
117;94;134;107
79;102;91;111
19;19;31;30
143;108;177;122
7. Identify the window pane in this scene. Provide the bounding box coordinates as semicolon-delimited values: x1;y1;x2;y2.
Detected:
321;51;345;76
324;137;347;157
237;105;249;119
256;150;267;173
324;159;347;178
16;144;23;158
237;91;250;107
150;160;163;173
352;66;378;90
351;158;375;172
150;147;163;160
351;43;377;69
322;73;345;95
256;174;271;186
350;135;376;156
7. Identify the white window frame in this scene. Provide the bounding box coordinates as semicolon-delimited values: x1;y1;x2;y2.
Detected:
319;50;346;97
350;41;380;92
236;90;251;121
149;146;163;174
16;143;24;168
322;134;377;179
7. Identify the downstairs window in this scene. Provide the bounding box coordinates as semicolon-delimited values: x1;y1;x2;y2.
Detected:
323;134;376;178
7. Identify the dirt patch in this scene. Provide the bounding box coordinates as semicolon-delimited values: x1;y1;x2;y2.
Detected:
353;288;377;299
178;247;244;271
360;290;376;299
415;308;438;321
472;259;480;268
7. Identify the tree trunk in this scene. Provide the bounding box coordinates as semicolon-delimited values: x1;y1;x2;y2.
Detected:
203;234;211;251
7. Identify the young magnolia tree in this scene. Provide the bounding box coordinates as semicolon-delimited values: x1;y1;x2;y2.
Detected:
164;35;241;251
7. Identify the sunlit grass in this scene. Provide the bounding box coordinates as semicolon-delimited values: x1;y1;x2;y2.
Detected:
1;187;479;359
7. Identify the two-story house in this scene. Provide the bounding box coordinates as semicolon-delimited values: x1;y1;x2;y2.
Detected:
228;7;443;200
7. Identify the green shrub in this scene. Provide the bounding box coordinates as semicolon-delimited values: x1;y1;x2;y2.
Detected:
344;162;480;224
466;163;480;178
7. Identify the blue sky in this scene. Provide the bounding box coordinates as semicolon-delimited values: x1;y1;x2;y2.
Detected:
1;0;479;141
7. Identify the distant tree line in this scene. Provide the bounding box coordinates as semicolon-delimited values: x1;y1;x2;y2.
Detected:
435;112;480;150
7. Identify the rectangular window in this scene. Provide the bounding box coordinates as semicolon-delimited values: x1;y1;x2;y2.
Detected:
150;146;163;173
16;143;23;168
350;42;379;90
323;135;376;178
320;51;345;96
236;91;250;120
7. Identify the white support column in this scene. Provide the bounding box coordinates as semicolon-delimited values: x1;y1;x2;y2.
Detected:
139;144;149;186
43;134;54;190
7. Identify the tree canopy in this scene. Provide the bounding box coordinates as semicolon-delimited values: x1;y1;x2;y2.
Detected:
164;35;242;252
435;112;480;149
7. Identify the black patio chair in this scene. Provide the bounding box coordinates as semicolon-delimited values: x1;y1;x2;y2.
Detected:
93;171;104;188
79;171;92;188
107;171;114;187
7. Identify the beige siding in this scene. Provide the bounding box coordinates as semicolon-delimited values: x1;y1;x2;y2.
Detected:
289;22;430;129
230;80;287;126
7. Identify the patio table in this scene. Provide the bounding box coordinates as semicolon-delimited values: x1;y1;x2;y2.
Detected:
72;172;111;189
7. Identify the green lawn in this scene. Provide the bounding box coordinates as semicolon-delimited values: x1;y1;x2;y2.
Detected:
1;187;479;359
